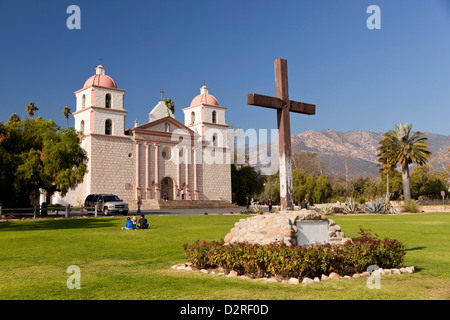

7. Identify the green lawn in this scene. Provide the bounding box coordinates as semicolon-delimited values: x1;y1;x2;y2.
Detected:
0;212;449;300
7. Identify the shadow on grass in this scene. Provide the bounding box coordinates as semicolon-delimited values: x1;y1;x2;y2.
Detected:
406;246;426;252
0;218;119;231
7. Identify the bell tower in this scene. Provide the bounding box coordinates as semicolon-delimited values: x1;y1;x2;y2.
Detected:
182;85;228;147
73;65;127;137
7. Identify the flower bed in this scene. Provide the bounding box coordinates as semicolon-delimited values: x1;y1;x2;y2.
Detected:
182;228;406;281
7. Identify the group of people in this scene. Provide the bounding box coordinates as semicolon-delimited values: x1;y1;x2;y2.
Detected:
246;196;273;212
122;214;150;230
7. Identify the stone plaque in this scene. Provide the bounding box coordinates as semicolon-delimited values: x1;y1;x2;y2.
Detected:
296;220;329;246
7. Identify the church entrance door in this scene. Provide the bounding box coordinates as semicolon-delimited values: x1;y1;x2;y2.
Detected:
161;177;174;200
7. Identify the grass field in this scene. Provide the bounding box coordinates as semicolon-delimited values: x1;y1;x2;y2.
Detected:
0;212;449;300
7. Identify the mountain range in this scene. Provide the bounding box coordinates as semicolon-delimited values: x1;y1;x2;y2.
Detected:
249;129;449;178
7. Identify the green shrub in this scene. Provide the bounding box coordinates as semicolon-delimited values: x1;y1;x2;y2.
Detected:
182;228;406;280
357;196;366;204
402;200;420;213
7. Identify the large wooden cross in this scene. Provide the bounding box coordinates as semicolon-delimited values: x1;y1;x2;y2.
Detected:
248;58;316;211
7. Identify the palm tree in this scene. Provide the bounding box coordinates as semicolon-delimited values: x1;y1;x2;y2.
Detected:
164;98;175;114
7;113;21;125
62;106;72;128
25;102;39;119
377;123;431;201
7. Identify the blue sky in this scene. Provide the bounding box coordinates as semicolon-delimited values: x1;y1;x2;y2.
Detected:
0;0;449;136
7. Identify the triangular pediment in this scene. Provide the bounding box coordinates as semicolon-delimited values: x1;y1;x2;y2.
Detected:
132;116;197;138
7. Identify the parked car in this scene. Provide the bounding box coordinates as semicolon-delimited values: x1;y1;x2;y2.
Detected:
84;194;129;215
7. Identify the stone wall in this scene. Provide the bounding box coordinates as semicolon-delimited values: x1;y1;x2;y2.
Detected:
224;210;349;246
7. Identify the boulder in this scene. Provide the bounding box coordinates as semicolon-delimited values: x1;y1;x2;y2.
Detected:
302;277;315;285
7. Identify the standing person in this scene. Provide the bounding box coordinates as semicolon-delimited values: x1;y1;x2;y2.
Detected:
177;189;180;200
137;215;150;229
181;188;185;200
246;197;249;209
137;196;141;213
268;199;272;213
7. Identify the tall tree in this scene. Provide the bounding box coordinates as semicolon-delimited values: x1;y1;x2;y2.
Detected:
7;113;21;125
25;102;39;119
377;146;397;198
377;123;431;201
164;98;175;114
231;164;265;204
0;117;88;207
62;106;72;128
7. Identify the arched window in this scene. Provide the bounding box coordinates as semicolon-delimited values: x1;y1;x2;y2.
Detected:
212;111;217;124
212;133;218;147
80;120;85;134
191;111;195;124
105;94;111;108
82;95;86;109
105;119;112;135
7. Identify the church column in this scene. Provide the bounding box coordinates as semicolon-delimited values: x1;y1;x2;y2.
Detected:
145;143;151;200
184;147;190;200
175;146;180;199
135;142;141;200
153;143;160;199
193;146;199;200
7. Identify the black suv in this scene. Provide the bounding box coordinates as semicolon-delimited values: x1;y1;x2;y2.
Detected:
84;194;129;215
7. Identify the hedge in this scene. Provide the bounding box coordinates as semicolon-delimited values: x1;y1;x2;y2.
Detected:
182;228;406;280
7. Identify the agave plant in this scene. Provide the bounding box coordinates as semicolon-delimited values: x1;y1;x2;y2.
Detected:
320;205;334;215
383;193;397;214
366;197;385;214
344;196;360;214
251;203;263;214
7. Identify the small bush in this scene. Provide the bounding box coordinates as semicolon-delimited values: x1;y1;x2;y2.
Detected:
357;196;366;204
182;228;406;280
402;200;420;213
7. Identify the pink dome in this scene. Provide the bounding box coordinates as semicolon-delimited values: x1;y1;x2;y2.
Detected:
83;65;117;89
190;86;219;107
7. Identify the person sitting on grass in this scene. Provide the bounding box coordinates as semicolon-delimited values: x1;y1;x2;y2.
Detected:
121;217;136;230
137;215;150;229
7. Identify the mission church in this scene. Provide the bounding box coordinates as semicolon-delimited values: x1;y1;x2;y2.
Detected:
61;65;232;207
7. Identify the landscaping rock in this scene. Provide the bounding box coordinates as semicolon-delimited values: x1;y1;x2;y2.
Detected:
289;278;299;285
227;270;238;277
391;269;401;274
321;274;330;281
224;210;347;246
329;272;340;280
360;272;370;277
406;266;414;273
314;277;320;283
302;277;315;285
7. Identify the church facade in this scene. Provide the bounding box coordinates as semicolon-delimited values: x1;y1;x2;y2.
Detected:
62;65;232;206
